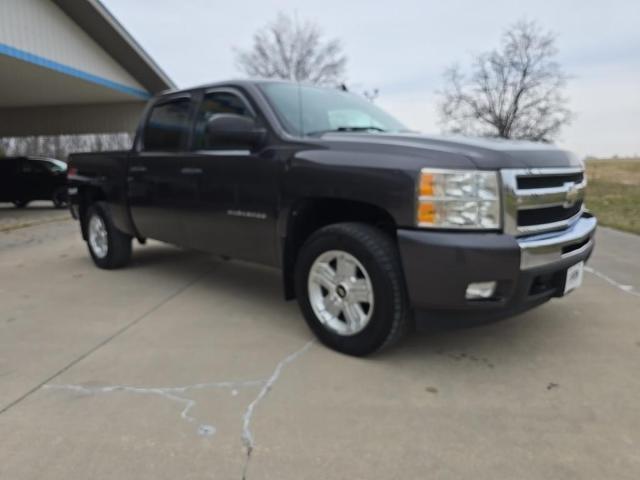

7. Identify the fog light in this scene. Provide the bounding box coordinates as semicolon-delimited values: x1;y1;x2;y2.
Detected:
466;281;497;300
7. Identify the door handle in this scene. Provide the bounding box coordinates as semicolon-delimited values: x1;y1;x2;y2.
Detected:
129;166;147;173
181;167;203;175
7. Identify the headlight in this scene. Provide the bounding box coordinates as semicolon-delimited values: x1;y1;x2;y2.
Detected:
417;168;501;229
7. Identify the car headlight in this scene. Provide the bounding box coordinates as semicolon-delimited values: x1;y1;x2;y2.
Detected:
417;168;501;229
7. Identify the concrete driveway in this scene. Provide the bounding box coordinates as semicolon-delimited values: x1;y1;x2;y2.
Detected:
0;201;69;233
1;211;638;479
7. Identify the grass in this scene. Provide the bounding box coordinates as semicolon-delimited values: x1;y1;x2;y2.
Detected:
586;157;640;235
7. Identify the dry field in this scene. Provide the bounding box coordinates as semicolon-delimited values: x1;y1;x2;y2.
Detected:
586;157;640;235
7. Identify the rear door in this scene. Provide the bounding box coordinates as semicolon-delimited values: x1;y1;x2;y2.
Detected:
181;88;279;265
127;95;194;244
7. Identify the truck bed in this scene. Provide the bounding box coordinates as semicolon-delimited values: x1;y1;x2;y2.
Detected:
68;150;137;238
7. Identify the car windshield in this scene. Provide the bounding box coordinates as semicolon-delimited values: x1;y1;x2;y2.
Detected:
48;159;67;172
259;83;409;137
36;159;66;173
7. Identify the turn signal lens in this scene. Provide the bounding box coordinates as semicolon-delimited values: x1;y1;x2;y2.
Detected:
419;173;434;196
418;202;436;224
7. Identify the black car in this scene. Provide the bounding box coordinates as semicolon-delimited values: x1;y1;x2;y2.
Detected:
0;156;68;208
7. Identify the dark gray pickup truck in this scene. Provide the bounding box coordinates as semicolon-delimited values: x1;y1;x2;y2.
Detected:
68;80;596;356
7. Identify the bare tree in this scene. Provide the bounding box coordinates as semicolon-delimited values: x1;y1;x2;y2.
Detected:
362;88;380;102
340;83;380;102
438;20;572;142
235;12;347;86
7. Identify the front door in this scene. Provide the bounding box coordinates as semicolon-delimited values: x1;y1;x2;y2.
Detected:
19;159;53;201
127;96;193;244
181;89;279;266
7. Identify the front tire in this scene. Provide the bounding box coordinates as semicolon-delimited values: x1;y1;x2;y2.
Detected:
12;200;30;208
295;223;410;356
85;203;132;269
52;188;68;209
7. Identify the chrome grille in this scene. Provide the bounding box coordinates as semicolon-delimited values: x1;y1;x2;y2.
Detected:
501;168;586;236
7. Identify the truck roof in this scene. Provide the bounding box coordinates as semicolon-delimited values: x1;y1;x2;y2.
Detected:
155;79;335;99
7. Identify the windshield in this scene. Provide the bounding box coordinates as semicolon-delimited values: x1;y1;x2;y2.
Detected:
34;159;66;173
259;83;408;137
48;159;67;172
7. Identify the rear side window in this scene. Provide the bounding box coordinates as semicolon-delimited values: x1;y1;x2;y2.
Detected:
144;98;191;151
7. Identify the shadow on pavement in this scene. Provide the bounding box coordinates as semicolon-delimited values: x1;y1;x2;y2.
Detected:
108;242;567;369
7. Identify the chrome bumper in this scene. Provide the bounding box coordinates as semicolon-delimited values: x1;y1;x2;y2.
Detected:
518;214;597;270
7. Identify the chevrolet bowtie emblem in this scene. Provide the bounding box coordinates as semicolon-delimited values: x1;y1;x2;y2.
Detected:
563;182;581;208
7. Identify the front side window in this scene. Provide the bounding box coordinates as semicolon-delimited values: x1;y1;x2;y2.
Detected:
22;160;48;174
193;91;253;150
144;98;191;151
259;82;408;137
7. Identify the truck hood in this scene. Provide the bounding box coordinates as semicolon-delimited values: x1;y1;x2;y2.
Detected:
320;132;583;170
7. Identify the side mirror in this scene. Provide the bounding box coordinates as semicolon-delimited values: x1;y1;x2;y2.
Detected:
205;114;266;149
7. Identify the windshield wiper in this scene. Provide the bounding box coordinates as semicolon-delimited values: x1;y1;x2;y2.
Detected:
307;126;388;136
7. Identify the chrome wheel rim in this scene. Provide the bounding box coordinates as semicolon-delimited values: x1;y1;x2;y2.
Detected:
307;250;374;336
88;214;108;259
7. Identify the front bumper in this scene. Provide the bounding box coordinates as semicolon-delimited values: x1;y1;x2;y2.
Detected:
397;213;597;325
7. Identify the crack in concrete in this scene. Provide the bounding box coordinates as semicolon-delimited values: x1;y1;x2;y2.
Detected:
44;379;265;435
585;266;640;298
241;341;314;480
42;340;314;479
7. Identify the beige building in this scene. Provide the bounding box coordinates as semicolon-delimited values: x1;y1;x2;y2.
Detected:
0;0;174;137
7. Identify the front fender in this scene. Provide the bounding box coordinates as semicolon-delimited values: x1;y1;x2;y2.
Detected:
279;149;419;236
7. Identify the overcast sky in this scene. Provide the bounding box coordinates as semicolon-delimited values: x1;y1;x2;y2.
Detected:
102;0;639;158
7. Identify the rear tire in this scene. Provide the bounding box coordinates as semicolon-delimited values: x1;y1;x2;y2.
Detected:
295;223;410;356
85;203;132;269
12;200;29;208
